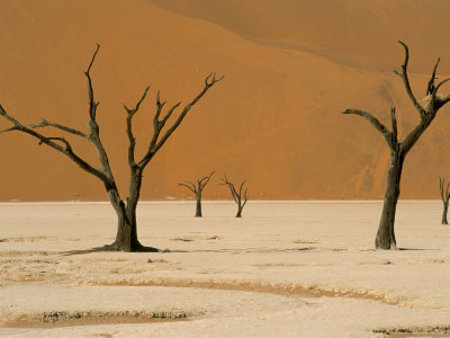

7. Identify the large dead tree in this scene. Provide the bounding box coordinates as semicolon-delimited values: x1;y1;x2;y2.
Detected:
221;174;248;217
439;177;450;225
344;41;450;249
0;45;223;252
179;171;214;217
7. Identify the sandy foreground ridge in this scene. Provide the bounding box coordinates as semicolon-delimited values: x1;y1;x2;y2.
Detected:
0;201;450;337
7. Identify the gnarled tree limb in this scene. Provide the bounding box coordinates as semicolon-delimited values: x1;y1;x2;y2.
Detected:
31;119;89;139
138;72;224;169
394;41;426;117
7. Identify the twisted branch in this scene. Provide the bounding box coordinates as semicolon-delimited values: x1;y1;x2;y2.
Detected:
393;41;426;117
31;119;88;139
138;72;224;168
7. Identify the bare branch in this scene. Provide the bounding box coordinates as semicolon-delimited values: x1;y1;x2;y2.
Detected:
124;86;150;115
154;91;167;123
124;86;150;166
221;174;238;203
394;41;426;116
239;180;247;197
342;109;394;148
40;136;72;150
86;44;100;73
152;74;223;155
435;78;450;92
31;119;89;139
205;72;225;87
146;100;182;165
426;58;440;95
242;188;249;208
180;171;214;201
80;45;116;186
439;177;450;202
0;104;109;185
0;126;20;133
138;73;224;168
199;171;215;190
85;44;101;121
179;182;197;194
390;107;398;145
160;102;182;125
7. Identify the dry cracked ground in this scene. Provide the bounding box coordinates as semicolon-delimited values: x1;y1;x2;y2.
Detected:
1;201;450;337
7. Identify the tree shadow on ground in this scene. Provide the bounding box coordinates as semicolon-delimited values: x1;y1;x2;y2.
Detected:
398;248;441;251
166;247;316;254
60;246;315;256
60;244;159;256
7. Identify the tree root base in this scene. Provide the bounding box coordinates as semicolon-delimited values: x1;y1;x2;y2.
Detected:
102;241;159;253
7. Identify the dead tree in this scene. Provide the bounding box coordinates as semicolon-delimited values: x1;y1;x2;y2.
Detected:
179;171;215;217
344;41;450;249
439;177;450;225
0;45;223;252
221;174;248;217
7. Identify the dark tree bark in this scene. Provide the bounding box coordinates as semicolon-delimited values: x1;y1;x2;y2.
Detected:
343;41;450;249
439;177;450;225
221;174;248;217
179;171;215;217
0;45;223;252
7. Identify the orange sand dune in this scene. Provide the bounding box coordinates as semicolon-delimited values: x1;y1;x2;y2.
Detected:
0;0;450;201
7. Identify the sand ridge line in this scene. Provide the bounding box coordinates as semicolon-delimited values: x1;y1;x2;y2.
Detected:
2;310;190;329
92;279;397;306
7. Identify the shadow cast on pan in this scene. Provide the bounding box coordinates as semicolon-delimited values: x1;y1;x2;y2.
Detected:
166;247;316;254
398;248;441;251
60;246;316;256
60;245;159;256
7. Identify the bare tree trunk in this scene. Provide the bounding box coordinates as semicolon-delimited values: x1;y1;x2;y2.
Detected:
375;152;404;249
442;203;449;225
195;194;202;217
111;201;139;251
105;170;157;252
236;208;243;218
439;177;450;225
236;196;243;218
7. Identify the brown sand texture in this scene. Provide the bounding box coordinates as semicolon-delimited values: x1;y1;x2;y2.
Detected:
1;0;450;201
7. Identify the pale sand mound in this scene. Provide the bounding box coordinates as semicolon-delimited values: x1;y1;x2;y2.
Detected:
0;1;450;201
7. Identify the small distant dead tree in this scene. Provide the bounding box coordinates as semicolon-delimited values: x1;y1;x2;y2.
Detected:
179;171;215;217
0;45;223;252
221;174;248;217
343;41;450;249
439;177;450;225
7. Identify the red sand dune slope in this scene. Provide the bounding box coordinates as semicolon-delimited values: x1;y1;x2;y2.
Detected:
0;0;450;201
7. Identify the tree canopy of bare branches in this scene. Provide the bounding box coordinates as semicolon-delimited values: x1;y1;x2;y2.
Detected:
179;171;215;217
0;45;224;252
343;41;450;249
221;174;248;217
